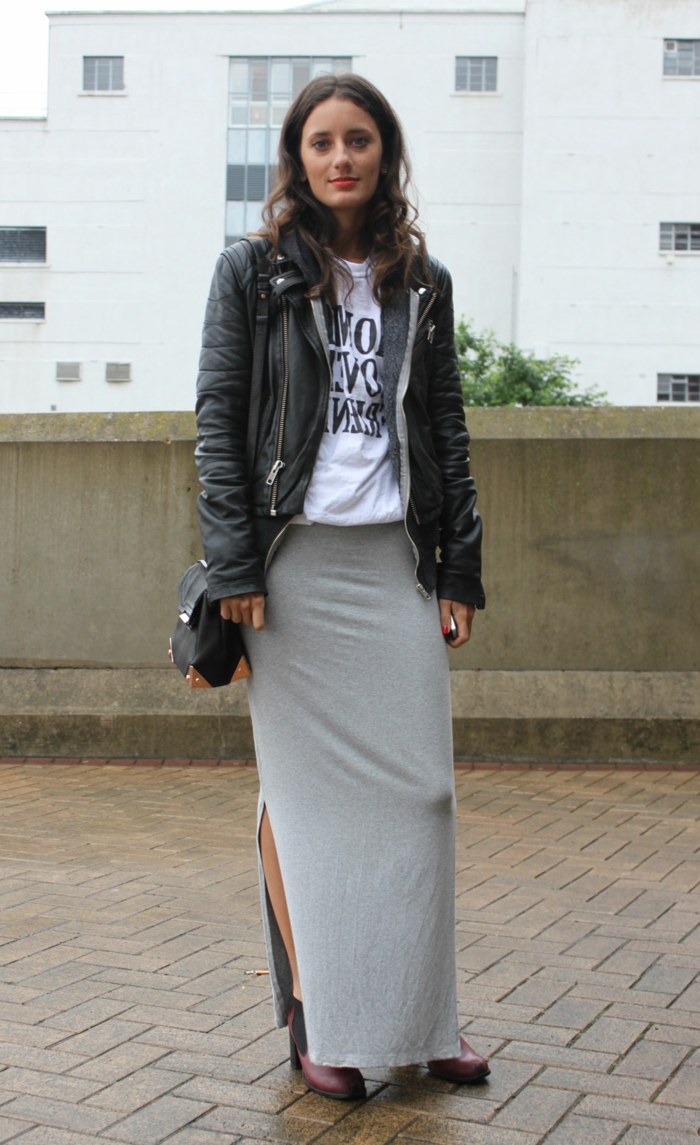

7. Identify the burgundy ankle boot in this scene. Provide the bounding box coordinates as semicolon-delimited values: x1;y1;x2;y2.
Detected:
288;1000;366;1101
427;1035;490;1083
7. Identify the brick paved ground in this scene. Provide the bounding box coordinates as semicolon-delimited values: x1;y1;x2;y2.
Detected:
0;762;697;1144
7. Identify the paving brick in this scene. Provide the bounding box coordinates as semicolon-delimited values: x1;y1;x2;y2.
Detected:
654;1066;700;1109
618;1128;700;1143
542;1113;627;1144
491;1084;577;1133
575;1016;648;1055
194;1105;324;1141
162;1126;239;1145
1;1131;106;1145
164;1131;239;1145
614;1038;691;1081
99;1094;214;1143
0;1067;101;1103
399;1120;535;1144
536;995;609;1030
533;1066;657;1100
174;1076;293;1114
0;764;698;1144
574;1094;700;1132
0;1093;118;1133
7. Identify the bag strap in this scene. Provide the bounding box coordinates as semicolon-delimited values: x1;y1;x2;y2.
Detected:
243;238;272;476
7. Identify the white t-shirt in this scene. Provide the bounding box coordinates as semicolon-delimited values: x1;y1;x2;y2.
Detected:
293;258;403;527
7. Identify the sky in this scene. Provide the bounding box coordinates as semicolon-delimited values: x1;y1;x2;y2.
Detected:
0;0;305;116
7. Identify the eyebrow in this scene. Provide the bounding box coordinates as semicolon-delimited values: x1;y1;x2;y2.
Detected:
307;127;373;139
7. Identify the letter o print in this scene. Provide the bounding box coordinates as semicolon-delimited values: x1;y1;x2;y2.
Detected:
353;317;377;356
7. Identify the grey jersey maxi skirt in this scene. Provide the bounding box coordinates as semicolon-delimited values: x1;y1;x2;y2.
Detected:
244;521;461;1069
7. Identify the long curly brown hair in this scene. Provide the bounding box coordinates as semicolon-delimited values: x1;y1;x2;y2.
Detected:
260;73;430;304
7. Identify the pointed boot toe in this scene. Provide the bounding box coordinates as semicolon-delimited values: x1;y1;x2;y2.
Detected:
427;1035;490;1083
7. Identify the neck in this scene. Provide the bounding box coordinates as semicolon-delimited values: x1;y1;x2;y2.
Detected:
329;208;369;263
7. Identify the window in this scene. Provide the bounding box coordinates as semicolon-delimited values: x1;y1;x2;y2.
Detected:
83;56;124;91
105;362;131;383
56;362;81;383
0;227;46;262
455;57;498;93
664;40;700;76
226;56;352;244
657;374;700;402
660;223;700;253
0;302;45;319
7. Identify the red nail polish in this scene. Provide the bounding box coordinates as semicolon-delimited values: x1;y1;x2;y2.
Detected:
442;626;450;635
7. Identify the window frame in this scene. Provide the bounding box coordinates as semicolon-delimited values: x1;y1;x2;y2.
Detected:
0;302;45;321
657;374;700;402
663;39;700;78
0;227;47;264
82;56;125;93
454;56;499;94
225;55;352;246
660;223;700;254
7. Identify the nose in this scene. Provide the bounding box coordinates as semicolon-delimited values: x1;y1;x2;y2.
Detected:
332;143;352;170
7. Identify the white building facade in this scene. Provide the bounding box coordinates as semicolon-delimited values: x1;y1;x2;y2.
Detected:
0;0;698;413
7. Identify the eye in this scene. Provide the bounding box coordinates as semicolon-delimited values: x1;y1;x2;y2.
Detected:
312;139;330;151
351;136;369;148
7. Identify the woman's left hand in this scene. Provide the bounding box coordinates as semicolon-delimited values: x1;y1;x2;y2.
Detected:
439;599;475;648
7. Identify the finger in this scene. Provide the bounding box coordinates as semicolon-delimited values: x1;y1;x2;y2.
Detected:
449;604;475;648
439;598;453;636
465;605;475;641
238;599;253;627
219;601;231;621
251;596;265;631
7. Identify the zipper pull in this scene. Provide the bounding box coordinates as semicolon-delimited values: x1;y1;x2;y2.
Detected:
265;459;286;486
427;320;436;344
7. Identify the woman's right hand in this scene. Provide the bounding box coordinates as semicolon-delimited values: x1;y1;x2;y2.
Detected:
219;593;265;631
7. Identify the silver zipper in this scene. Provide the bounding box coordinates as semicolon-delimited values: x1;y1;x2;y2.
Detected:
414;291;437;349
265;459;285;486
397;290;430;598
268;296;290;516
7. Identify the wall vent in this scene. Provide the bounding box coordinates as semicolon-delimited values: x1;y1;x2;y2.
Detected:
0;227;46;262
56;362;81;382
105;362;132;383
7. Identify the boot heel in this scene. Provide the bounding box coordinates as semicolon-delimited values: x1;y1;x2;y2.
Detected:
289;1029;301;1070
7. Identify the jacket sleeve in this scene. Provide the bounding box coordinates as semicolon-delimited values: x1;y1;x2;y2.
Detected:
427;266;486;608
194;246;267;601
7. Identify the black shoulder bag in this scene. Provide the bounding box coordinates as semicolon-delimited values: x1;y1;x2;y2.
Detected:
169;239;271;689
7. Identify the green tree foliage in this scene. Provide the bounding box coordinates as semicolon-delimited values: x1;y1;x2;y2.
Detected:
455;319;608;407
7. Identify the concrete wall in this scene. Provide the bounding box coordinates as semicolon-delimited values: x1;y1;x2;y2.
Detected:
1;407;699;763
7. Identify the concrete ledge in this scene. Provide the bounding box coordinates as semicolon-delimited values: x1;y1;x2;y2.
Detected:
2;407;699;443
2;668;698;766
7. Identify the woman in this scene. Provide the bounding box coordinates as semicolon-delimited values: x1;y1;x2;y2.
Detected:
195;73;488;1099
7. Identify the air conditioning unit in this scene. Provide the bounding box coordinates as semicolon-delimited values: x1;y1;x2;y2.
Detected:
56;362;81;382
105;362;132;383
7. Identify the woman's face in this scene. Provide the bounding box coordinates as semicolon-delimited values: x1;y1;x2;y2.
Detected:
299;97;384;216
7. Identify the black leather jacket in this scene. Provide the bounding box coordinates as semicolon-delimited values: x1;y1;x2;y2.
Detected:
195;233;485;608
